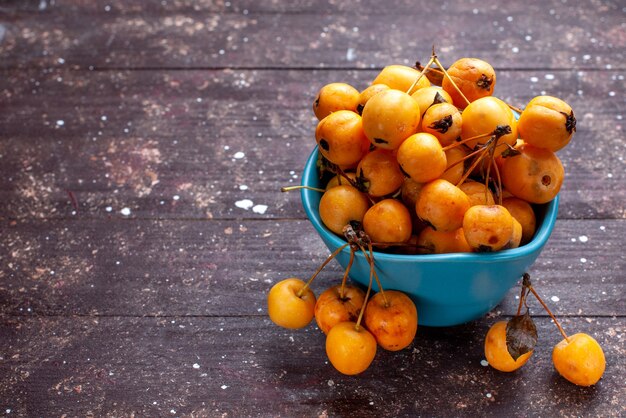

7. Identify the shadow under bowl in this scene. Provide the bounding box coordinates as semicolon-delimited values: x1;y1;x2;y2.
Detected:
300;147;559;327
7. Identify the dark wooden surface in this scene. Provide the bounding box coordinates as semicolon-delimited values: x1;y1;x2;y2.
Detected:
1;1;625;416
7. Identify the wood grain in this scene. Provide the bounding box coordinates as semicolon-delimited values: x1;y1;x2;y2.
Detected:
1;219;623;317
0;315;624;417
0;69;623;221
1;0;624;415
1;1;624;70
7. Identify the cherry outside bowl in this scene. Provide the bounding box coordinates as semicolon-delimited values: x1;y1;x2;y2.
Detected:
300;147;559;327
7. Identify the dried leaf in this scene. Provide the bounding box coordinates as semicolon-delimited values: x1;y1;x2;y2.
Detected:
501;145;521;158
506;310;538;361
316;153;338;178
415;61;444;86
432;91;448;105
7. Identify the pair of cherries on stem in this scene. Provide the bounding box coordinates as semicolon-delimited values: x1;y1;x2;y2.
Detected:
267;224;418;375
485;273;606;386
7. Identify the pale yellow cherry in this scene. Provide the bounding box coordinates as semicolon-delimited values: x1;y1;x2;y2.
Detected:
267;278;316;329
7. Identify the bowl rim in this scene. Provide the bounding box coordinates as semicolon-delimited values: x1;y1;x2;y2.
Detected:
301;146;559;264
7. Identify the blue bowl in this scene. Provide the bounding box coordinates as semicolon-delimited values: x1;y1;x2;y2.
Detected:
300;147;559;327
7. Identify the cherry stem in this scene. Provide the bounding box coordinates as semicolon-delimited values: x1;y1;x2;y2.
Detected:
281;185;325;193
433;56;471;107
443;145;485;174
335;167;358;188
456;144;490;187
493;157;503;206
454;133;510;188
527;284;570;343
507;103;524;114
441;131;493;152
483;141;497;202
297;242;349;298
368;243;389;305
359;243;389;308
339;247;355;299
355;252;374;332
406;54;436;95
333;167;377;205
336;173;350;186
516;283;528;316
416;63;444;81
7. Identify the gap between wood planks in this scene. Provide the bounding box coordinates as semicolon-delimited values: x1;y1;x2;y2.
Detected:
1;66;624;72
3;312;625;319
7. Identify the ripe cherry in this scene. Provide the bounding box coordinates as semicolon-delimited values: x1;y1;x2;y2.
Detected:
416;226;472;254
504;218;523;249
363;199;413;245
315;110;370;167
361;89;421;150
421;102;463;147
325;172;357;190
442;57;496;108
313;82;360;120
400;178;428;234
416;179;471;232
267;278;316;329
518;95;576;152
364;290;418;351
552;333;606;386
484;320;533;372
315;284;366;335
400;177;423;211
502;197;537;245
373;64;430;94
501;143;564;204
411;86;453;117
319;184;370;236
459;180;495;207
460;96;518;156
326;321;377;375
357;84;390;114
356;149;404;197
396;132;447;183
463;204;514;252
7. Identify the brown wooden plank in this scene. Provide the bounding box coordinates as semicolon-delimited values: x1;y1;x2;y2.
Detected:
0;68;623;221
1;1;623;415
1;218;624;317
4;0;624;18
0;315;624;416
1;1;624;70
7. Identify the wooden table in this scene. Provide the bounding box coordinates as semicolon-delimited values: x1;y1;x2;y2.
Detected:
1;1;624;416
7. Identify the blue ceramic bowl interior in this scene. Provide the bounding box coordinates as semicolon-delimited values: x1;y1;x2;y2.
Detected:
301;147;559;327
